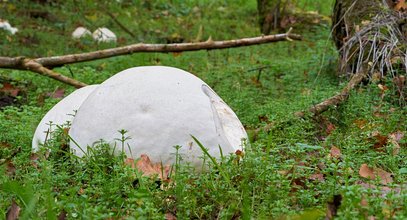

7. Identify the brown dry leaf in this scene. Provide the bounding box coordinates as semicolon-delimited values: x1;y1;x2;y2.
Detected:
394;0;407;11
235;149;244;157
165;212;177;220
78;187;85;195
0;83;20;97
373;133;388;151
375;168;393;185
388;131;404;155
359;164;376;180
277;170;291;175
124;158;136;168
359;164;393;185
378;84;388;92
393;76;406;97
326;122;336;135
6;160;16;176
309;173;324;182
30;153;40;169
353;119;367;129
330;146;341;159
6;200;20;220
126;155;171;180
47;88;65;99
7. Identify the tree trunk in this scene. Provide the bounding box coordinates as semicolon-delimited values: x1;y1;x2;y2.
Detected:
257;0;282;34
331;0;407;75
331;0;386;50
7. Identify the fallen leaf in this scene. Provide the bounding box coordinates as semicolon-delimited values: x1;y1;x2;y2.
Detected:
235;149;244;157
375;168;393;185
394;0;407;11
326;123;336;134
46;88;65;99
378;84;388;92
30;152;40;169
330;146;341;159
6;160;16;176
78;188;84;195
359;164;393;185
353;119;367;129
278;170;291;175
124;158;136;169
388;131;404;155
372;133;388;151
359;164;376;180
0;83;20;97
165;212;177;220
126;155;171;181
6;200;20;220
310;173;324;182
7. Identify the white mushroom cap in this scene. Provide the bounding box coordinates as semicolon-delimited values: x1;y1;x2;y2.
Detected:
69;66;247;168
72;27;91;39
92;27;117;43
0;20;18;35
32;85;99;151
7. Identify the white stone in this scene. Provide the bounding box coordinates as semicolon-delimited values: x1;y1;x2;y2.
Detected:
69;66;247;168
32;85;99;151
92;27;117;43
71;27;91;39
0;20;18;35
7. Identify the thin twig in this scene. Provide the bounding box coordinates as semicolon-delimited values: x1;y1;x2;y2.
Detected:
105;11;136;38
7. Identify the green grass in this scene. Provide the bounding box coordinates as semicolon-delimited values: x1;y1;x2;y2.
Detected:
1;0;406;219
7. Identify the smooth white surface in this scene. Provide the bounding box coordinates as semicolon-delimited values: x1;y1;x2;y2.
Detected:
0;20;18;35
32;85;99;151
92;27;117;43
69;66;247;167
72;27;91;39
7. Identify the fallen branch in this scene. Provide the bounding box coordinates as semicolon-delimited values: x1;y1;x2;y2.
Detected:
0;32;302;69
295;71;368;117
252;71;368;140
0;57;87;88
23;59;88;88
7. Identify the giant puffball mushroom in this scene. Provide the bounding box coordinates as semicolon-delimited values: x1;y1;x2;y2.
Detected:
69;66;247;168
32;85;99;151
72;27;91;39
92;27;117;43
0;20;18;35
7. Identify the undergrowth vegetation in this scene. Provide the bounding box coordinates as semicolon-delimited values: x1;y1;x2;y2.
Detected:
0;0;406;219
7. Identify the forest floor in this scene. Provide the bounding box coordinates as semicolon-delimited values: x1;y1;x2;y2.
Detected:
0;0;406;219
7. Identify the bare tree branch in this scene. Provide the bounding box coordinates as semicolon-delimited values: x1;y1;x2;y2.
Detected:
0;32;301;87
0;32;301;69
23;59;88;88
251;70;368;140
2;58;88;88
295;70;368;117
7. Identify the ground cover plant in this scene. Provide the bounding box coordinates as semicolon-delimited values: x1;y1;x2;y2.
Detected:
0;0;406;219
